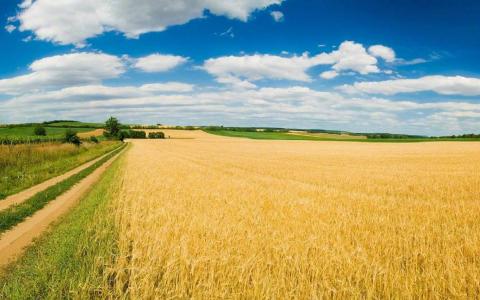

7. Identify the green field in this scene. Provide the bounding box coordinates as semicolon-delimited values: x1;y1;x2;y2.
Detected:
0;126;94;137
44;121;104;128
204;130;480;143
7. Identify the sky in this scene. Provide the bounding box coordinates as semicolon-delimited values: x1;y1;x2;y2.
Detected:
0;0;479;135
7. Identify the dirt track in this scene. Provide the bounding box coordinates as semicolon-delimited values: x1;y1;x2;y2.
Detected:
0;147;126;268
0;147;121;212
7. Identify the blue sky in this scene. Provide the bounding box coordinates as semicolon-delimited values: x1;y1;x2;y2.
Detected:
1;0;479;135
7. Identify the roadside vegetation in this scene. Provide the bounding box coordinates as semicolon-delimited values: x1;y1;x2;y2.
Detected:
0;154;124;298
0;144;125;234
0;141;121;199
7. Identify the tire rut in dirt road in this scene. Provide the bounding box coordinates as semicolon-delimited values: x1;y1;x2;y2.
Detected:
0;146;122;212
0;147;127;269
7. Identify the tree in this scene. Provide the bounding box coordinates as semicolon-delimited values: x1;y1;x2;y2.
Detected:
105;117;121;137
34;126;46;136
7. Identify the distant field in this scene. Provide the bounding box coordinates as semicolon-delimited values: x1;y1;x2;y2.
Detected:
205;129;480;142
0;126;96;144
44;121;103;128
0;126;94;137
288;130;367;140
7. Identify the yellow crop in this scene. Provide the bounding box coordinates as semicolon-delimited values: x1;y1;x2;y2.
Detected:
103;130;480;298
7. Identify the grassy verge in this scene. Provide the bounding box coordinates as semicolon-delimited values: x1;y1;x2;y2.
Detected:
0;149;125;299
0;144;125;234
204;130;480;143
0;141;121;199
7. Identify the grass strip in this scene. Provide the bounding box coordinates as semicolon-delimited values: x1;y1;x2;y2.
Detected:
0;143;126;234
0;151;124;299
1;141;122;199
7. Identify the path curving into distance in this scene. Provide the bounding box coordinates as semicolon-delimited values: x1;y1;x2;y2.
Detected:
0;146;127;268
0;146;123;212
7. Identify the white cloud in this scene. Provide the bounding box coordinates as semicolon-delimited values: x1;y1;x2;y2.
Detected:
4;24;16;33
134;54;188;73
203;53;317;86
15;0;283;46
0;52;125;94
140;82;194;92
339;75;480;96
270;11;284;22
202;41;394;86
368;45;395;62
320;70;338;80
328;41;379;74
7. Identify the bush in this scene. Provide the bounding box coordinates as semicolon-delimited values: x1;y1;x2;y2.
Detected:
128;130;146;139
65;129;81;146
90;136;99;143
34;126;47;136
148;132;165;139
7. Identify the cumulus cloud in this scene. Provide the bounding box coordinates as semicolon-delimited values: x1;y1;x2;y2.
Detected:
133;54;188;72
0;52;125;94
203;53;318;87
338;75;480;96
202;41;394;86
14;0;283;46
368;45;395;62
270;11;284;22
4;24;16;33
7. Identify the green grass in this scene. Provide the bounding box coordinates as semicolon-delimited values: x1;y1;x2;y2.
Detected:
44;121;104;128
0;144;125;234
0;150;125;299
204;130;480;143
0;141;122;199
0;126;94;138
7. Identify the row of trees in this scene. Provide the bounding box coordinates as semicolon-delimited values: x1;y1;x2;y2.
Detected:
104;117;165;141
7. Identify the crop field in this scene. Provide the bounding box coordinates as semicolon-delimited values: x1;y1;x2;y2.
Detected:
3;130;479;298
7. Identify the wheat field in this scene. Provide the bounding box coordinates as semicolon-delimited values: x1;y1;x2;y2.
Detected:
101;130;480;298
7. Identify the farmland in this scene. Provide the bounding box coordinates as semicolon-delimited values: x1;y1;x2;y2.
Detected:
1;130;479;298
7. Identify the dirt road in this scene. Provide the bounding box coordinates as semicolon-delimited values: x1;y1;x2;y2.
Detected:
0;147;126;268
0;147;121;212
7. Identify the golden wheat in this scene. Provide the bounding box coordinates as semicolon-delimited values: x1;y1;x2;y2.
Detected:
103;130;480;298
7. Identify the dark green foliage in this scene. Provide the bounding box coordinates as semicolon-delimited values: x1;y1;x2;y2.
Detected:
65;130;81;146
117;130;128;141
33;126;47;136
105;117;121;136
148;131;165;139
127;130;147;139
90;136;99;143
0;144;125;234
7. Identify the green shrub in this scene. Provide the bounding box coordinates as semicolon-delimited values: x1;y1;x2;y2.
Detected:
128;130;146;139
34;126;47;136
90;136;99;143
148;131;165;139
65;130;81;146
